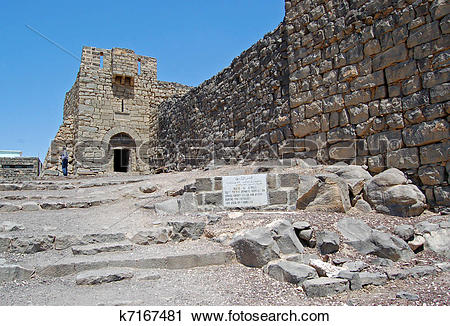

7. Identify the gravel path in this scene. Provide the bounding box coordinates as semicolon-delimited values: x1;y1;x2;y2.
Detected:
1;168;449;306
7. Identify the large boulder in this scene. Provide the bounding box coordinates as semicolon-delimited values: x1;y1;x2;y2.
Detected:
423;228;450;258
296;176;320;210
301;175;351;213
337;218;377;254
230;227;280;268
325;165;372;196
263;260;318;285
325;165;372;181
337;218;415;261
267;219;304;255
365;168;426;216
369;230;415;261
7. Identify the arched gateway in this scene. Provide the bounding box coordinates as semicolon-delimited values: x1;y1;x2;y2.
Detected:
109;133;136;172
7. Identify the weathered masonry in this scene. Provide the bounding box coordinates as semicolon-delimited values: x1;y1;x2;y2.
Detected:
44;0;449;207
0;157;41;181
43;47;191;175
156;0;449;207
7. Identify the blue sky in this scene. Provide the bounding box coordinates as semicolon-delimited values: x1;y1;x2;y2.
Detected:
0;0;285;161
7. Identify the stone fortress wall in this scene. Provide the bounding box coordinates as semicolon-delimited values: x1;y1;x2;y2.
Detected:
155;0;449;207
43;46;191;175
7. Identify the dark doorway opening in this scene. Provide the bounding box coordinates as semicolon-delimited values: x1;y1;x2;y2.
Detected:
114;149;130;172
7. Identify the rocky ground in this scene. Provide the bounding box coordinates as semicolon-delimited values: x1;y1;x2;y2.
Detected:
0;164;448;306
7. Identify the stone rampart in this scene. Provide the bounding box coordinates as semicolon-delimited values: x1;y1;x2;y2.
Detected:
155;0;449;207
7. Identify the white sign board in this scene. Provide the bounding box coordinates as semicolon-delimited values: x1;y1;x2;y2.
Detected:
222;174;268;208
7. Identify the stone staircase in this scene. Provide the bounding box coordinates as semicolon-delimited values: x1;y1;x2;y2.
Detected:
1;237;235;285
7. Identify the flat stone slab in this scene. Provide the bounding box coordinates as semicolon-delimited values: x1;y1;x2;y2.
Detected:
72;241;134;255
136;271;161;281
263;260;318;285
81;233;127;244
358;272;387;286
436;262;450;272
0;264;34;282
21;202;40;212
0;203;21;212
29;240;235;277
302;277;349;297
408;265;437;278
76;268;134;285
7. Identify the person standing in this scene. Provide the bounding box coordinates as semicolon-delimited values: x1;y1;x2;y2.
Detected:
61;148;69;176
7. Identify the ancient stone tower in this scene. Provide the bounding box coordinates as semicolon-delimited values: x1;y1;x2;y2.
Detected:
43;47;190;175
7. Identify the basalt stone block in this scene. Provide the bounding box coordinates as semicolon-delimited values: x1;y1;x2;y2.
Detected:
402;90;429;110
195;178;213;192
0;264;33;282
420;142;448;164
204;193;223;206
434;186;450;206
302;277;349;297
370;230;415;261
268;219;304;255
430;0;450;20
385;60;417;84
402;119;448;147
292;116;321;138
263;260;318;285
386;148;420;169
407;22;441;48
316;230;340;255
394;224;415;242
422;68;450;89
344;90;371;107
279;173;299;188
358;272;388;286
337;270;362;290
418;166;445;185
329;141;356;160
365;169;426;217
322;94;345;113
373;44;408;71
367;130;402;155
269;191;288;205
430;83;450;103
230;227;280;268
327;126;356;145
348;105;369;124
